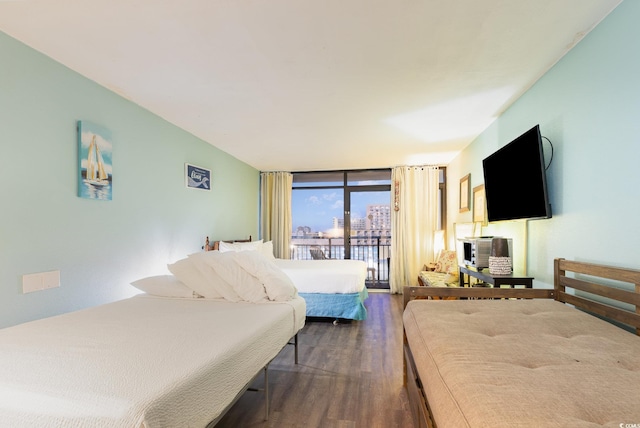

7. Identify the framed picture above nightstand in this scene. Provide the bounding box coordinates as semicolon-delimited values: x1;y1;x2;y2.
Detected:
473;184;487;225
459;174;470;213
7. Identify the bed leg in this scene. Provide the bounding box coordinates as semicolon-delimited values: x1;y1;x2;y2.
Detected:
288;334;300;364
264;365;269;421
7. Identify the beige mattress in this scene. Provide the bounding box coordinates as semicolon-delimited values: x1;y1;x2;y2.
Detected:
403;299;640;428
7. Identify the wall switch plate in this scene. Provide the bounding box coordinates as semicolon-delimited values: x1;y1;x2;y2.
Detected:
22;273;42;293
22;270;60;293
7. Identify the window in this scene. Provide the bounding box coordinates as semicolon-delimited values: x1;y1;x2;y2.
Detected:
291;169;391;287
290;168;446;288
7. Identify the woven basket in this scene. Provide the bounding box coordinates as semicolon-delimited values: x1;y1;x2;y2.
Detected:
489;256;512;275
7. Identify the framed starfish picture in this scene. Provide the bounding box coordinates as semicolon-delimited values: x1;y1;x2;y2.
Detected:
185;163;211;191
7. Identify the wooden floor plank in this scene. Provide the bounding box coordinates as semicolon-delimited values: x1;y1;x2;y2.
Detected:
215;292;414;428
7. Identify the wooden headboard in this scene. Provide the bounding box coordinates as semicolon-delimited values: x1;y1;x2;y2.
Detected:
203;236;252;251
554;258;640;335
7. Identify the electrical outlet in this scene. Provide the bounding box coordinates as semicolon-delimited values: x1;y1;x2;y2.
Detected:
42;271;60;289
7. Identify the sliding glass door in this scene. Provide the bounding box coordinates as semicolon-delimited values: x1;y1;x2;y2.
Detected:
348;190;391;288
291;169;391;288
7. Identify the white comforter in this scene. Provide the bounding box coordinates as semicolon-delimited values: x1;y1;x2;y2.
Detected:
274;259;367;294
0;295;305;428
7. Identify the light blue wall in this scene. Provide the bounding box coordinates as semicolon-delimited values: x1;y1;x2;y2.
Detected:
447;1;639;287
0;32;259;328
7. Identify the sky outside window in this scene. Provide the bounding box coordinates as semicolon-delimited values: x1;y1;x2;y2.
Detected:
292;188;390;233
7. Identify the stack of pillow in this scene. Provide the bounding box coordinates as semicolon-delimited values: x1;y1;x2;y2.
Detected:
131;240;297;302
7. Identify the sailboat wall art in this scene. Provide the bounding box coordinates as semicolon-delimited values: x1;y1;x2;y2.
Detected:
78;120;113;200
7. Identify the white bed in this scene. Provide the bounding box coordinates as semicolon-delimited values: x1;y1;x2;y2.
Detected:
0;250;305;427
207;238;370;321
0;295;305;428
273;259;369;321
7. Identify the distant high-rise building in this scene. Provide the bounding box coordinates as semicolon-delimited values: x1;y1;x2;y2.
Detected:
349;204;392;245
333;217;344;229
367;204;391;231
351;217;367;230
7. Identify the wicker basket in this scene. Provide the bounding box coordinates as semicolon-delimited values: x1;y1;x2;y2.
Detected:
489;237;512;275
489;256;512;275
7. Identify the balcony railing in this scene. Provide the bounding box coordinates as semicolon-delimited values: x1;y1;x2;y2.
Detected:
290;237;391;289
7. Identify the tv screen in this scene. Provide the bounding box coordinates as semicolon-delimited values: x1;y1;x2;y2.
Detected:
482;125;551;222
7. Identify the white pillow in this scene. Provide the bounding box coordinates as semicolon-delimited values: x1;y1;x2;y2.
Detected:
167;258;226;300
231;251;297;301
189;251;268;303
130;275;199;298
261;241;276;259
218;240;263;253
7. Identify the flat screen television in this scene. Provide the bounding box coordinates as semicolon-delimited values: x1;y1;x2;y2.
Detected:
482;124;551;222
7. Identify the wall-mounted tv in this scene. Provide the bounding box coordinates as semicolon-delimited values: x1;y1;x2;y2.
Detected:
482;124;552;222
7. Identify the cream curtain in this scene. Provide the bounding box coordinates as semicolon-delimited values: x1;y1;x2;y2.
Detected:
260;171;292;259
389;166;440;294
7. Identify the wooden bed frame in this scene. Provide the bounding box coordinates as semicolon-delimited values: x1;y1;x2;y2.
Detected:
204;235;252;251
403;258;640;428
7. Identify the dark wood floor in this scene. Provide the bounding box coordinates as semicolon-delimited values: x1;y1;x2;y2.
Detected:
215;292;415;428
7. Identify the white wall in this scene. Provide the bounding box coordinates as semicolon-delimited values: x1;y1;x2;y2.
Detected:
447;0;640;287
0;32;259;328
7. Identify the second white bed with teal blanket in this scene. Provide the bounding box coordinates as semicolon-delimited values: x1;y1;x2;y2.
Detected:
273;259;369;321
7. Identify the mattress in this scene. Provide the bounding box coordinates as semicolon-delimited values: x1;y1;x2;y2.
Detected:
403;298;640;428
0;294;305;428
273;259;367;293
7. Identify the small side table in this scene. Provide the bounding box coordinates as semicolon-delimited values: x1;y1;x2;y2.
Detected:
459;265;534;288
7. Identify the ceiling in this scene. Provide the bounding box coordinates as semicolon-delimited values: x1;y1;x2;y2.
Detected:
0;0;621;171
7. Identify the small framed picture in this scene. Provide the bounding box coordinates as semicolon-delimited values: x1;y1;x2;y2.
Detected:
473;184;487;225
459;174;470;213
185;163;211;190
